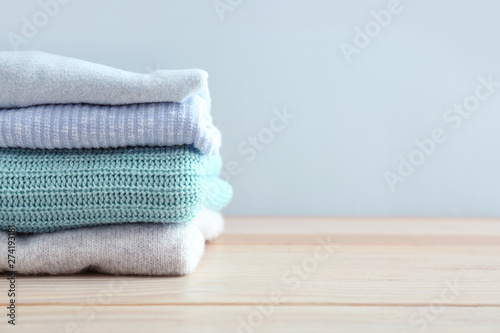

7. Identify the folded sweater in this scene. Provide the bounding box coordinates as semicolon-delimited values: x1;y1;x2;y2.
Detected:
0;94;221;155
0;145;232;233
0;51;208;108
0;208;224;276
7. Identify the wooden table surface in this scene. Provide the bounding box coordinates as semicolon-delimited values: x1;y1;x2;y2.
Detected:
1;217;500;332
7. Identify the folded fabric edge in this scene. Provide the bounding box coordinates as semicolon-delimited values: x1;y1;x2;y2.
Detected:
0;208;224;276
194;208;225;242
0;94;221;155
0;51;209;108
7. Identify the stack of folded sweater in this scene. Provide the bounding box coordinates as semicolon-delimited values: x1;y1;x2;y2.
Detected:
0;51;232;276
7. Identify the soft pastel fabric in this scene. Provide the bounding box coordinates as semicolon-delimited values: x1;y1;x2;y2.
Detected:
0;51;208;108
193;208;225;242
0;146;232;233
0;208;224;276
0;94;220;155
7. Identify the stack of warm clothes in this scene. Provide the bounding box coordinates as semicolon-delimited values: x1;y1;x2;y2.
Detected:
0;51;232;275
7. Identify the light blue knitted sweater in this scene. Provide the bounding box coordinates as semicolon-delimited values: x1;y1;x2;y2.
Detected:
0;145;232;233
0;94;221;155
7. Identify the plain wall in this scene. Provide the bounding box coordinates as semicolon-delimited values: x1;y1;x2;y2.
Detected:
1;0;500;216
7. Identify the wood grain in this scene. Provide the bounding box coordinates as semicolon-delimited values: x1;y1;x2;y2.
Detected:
1;217;500;332
7;306;500;333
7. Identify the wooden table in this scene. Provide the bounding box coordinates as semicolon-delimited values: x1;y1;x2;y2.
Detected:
2;217;500;332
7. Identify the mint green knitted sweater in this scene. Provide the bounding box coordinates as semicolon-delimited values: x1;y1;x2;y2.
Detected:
0;146;232;233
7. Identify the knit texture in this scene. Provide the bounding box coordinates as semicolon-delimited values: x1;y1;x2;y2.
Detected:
0;51;208;108
0;146;232;233
0;208;224;276
0;95;220;155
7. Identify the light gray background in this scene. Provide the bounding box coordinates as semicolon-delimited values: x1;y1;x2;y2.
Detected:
1;0;499;216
